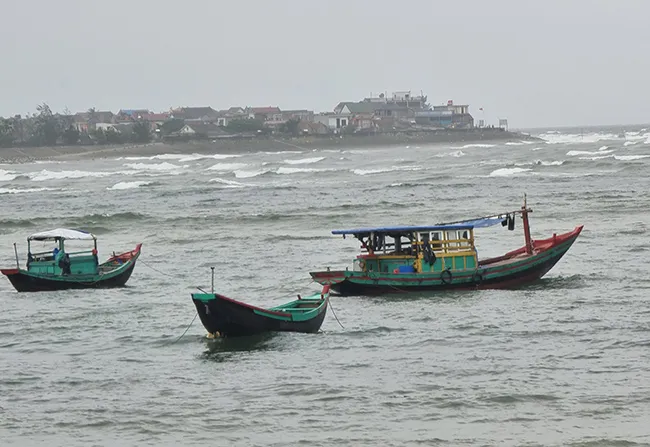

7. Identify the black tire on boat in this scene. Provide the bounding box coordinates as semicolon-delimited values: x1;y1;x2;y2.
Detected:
472;271;483;285
440;269;452;285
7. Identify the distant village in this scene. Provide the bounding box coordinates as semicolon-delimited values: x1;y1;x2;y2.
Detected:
0;90;504;148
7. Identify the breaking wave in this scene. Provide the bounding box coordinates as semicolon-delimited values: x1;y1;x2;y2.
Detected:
118;153;242;162
566;149;614;157
207;162;248;171
209;178;249;188
276;167;326;175
433;150;466;158
283;156;325;165
29;169;121;182
234;169;269;178
122;162;188;172
489;167;532;177
0;169;17;182
107;181;152;190
0;187;57;194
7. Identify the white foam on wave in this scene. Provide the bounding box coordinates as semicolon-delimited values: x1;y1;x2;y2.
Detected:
276;167;326;175
118;153;242;162
505;141;535;146
489;167;532;177
514;160;565;166
0;169;16;182
207;162;248;171
179;153;243;162
234;169;269;178
624;141;637;146
352;168;393;176
209;177;249;188
29;169;119;182
351;165;423;176
0;187;57;194
579;155;613;161
566;149;614;156
537;160;564;166
541;132;620;144
452;143;496;149
107;181;152;190
261;150;303;155
614;154;650;161
123;162;188;172
434;150;466;158
283;156;325;165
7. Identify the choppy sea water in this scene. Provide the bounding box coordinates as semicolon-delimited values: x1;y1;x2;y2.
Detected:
1;127;650;446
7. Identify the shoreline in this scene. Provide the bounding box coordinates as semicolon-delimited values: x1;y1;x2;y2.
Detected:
0;129;541;164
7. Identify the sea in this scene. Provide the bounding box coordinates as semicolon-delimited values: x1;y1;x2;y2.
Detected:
1;125;649;446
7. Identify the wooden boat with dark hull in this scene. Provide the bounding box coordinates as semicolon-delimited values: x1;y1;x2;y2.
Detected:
1;228;142;292
309;197;583;296
191;285;330;338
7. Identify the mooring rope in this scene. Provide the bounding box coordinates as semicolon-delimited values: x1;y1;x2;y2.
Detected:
167;312;198;345
328;299;344;329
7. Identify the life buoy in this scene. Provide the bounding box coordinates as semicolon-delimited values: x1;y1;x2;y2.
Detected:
472;271;484;285
440;269;452;284
359;260;366;270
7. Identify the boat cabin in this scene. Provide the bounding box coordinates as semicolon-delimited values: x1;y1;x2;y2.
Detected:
25;228;99;276
333;224;479;274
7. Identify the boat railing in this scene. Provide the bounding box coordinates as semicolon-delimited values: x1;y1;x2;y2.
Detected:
66;250;96;256
359;238;475;256
421;239;475;253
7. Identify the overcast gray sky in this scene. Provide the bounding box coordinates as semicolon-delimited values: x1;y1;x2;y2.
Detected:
2;0;649;128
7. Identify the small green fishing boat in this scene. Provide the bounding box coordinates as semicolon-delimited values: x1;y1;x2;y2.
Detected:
191;285;330;338
1;228;142;292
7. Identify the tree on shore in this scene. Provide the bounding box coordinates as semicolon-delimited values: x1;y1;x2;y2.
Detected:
131;120;151;143
62;125;80;145
279;118;300;136
105;127;122;144
160;118;185;135
91;127;107;145
32;103;63;146
87;107;99;131
225;118;266;133
0;118;15;148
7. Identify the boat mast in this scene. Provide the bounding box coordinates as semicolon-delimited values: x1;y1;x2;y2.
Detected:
521;193;533;254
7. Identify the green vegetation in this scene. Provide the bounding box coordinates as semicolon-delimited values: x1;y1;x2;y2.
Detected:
278;118;300;136
225;118;266;133
0;103;156;148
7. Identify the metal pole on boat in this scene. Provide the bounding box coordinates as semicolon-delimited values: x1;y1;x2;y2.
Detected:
210;266;215;293
13;243;19;268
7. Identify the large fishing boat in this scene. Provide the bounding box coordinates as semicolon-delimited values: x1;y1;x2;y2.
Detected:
1;228;142;292
310;197;583;295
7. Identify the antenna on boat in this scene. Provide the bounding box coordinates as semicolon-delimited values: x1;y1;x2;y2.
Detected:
210;266;215;293
13;243;19;268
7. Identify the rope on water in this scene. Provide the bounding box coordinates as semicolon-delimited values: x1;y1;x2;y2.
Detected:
328;299;344;329
167;312;198;345
139;259;176;278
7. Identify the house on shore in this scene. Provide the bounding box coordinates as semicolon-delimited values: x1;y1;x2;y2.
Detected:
248;106;284;128
178;122;227;139
415;100;474;129
170;106;220;123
